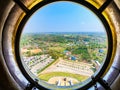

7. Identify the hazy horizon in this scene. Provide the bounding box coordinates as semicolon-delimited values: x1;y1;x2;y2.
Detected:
22;31;106;34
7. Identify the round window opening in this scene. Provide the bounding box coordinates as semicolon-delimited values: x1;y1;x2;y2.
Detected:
17;1;113;90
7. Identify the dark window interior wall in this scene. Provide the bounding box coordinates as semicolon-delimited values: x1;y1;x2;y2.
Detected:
0;0;22;90
0;0;120;90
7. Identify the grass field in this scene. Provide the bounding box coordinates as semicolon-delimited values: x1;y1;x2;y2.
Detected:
38;72;88;82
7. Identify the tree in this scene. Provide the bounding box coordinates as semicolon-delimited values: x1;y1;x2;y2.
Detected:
25;51;31;57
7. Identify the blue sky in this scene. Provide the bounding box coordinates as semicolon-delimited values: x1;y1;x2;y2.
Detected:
23;1;105;33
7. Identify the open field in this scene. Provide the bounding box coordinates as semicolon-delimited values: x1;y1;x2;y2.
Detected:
38;72;88;82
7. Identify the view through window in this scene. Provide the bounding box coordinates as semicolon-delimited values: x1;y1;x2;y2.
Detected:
20;1;108;87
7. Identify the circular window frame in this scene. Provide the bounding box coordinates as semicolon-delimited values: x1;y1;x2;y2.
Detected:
14;0;114;90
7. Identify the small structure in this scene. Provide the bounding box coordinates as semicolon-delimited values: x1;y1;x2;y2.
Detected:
71;56;76;61
56;80;61;86
64;50;71;56
99;49;104;53
69;80;73;86
95;60;101;67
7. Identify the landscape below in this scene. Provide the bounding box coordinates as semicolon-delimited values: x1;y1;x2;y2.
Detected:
20;32;107;86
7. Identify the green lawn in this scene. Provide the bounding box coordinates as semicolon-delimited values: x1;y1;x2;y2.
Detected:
38;72;88;82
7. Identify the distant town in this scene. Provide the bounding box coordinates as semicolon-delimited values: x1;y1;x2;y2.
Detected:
20;32;107;86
